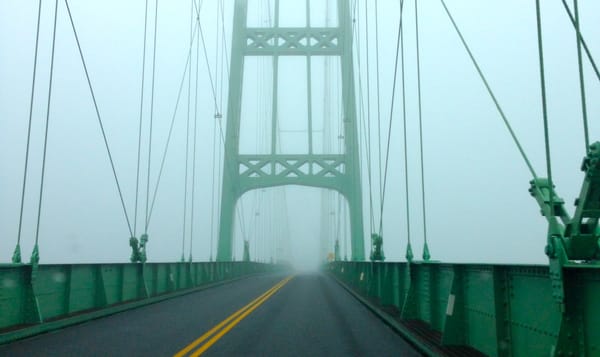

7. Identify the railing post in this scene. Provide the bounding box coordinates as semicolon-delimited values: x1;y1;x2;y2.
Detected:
380;263;394;306
401;263;418;319
441;265;465;346
392;263;402;309
24;264;43;325
95;265;108;307
138;263;149;299
491;266;511;356
553;268;585;356
63;265;73;315
118;264;125;301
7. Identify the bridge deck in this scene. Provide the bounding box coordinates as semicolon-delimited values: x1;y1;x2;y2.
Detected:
0;273;418;356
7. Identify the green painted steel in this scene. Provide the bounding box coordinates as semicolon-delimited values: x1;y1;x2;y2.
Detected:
370;233;385;261
329;261;600;356
524;142;600;356
217;0;365;261
528;143;600;297
0;262;279;344
129;233;148;263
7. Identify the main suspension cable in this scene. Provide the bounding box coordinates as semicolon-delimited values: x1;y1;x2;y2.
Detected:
65;0;133;237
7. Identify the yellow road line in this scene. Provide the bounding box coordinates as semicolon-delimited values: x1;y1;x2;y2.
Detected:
189;276;293;356
174;277;290;357
174;276;293;357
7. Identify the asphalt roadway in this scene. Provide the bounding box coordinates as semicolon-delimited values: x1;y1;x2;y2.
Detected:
0;272;420;356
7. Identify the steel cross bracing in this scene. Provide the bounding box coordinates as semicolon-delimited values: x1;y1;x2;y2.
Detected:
217;0;365;261
245;28;342;55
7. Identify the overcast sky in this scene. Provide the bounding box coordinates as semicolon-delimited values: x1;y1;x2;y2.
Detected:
1;0;599;269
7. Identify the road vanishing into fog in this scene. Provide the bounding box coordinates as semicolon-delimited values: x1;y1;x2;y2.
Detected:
0;273;419;356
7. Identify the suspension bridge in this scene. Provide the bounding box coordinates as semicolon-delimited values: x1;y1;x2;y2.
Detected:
1;0;599;355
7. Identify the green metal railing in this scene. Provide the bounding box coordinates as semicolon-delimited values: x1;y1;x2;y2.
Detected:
0;261;279;344
329;261;600;356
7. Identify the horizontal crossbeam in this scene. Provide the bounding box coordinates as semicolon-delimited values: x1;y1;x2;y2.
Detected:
236;154;348;193
245;27;342;55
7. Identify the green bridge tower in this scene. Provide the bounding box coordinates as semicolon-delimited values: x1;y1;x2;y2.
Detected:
217;0;365;261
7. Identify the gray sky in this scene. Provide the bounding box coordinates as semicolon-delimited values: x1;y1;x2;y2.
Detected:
1;0;599;268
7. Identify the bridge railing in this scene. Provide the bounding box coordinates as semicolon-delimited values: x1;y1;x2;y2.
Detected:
328;261;600;356
0;261;279;343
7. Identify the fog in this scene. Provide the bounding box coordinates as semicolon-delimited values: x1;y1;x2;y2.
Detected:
1;0;599;269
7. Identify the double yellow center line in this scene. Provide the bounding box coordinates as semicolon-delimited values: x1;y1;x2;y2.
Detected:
174;275;294;357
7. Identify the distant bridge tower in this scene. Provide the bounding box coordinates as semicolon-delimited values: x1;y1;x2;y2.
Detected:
217;0;364;261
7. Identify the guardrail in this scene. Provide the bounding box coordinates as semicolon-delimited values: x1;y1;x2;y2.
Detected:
328;261;600;356
0;261;280;343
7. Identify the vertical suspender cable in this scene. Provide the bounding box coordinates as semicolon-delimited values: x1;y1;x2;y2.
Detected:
210;120;218;261
134;0;150;237
352;0;376;242
219;0;230;82
196;0;256;260
536;0;554;217
216;127;223;260
181;0;194;262
215;0;227;260
364;0;376;237
189;2;201;263
145;0;159;233
398;0;413;262
219;0;226;108
343;198;348;260
209;0;221;262
414;0;430;261
375;1;383;216
31;0;60;264
374;0;382;209
351;0;375;259
14;0;43;263
573;0;589;150
379;0;404;239
336;193;342;259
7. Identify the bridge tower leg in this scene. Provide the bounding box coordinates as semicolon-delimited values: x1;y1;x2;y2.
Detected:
217;0;364;261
